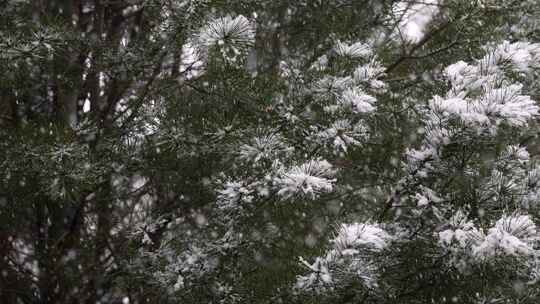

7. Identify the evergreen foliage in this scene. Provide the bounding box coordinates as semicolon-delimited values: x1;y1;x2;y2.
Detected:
1;0;540;303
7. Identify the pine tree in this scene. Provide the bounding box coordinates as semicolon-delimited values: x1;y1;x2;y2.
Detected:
1;1;540;303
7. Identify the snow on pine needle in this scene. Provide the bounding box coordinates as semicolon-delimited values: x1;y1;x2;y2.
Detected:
445;41;540;95
479;84;538;127
438;212;538;265
480;41;540;73
275;159;337;200
313;119;368;154
312;76;354;101
473;214;538;259
333;40;373;59
198;15;254;48
428;84;538;128
197;15;255;63
216;180;254;210
401;41;540;182
332;223;392;253
437;210;484;250
295;223;392;293
337;87;377;114
352;59;386;90
238;131;293;164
